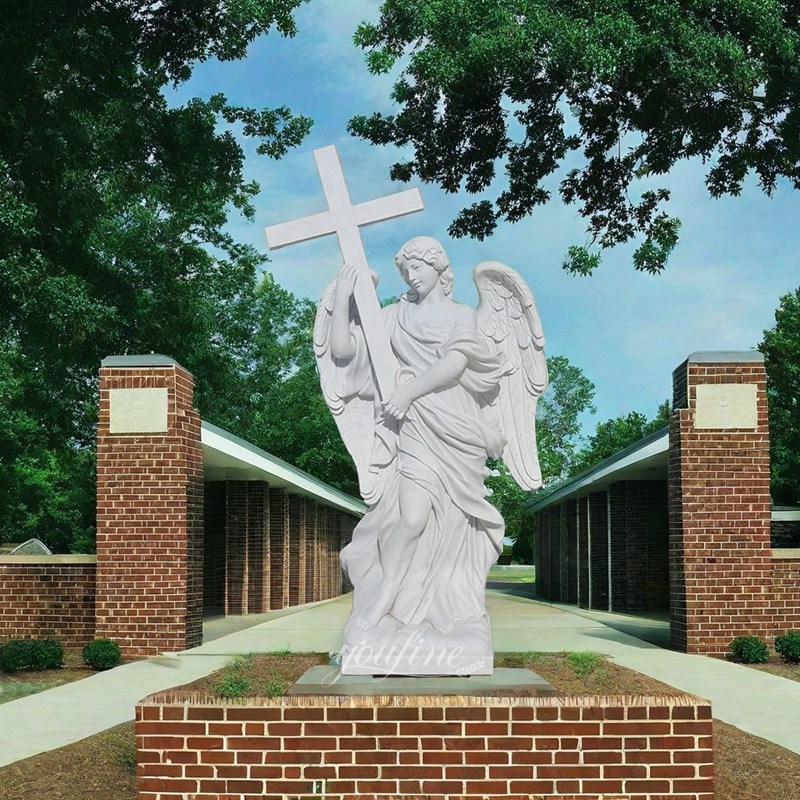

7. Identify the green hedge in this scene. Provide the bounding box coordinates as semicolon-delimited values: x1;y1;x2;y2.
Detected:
0;638;63;672
82;638;122;671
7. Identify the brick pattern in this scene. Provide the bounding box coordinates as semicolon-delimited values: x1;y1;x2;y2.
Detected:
225;481;248;615
340;514;355;594
95;364;203;657
534;507;557;601
0;561;96;647
564;499;578;604
136;693;714;800
304;499;319;604
221;481;271;616
246;483;269;614
669;360;773;654
577;498;589;609
771;557;800;632
287;495;305;606
204;482;357;616
610;481;669;613
588;491;609;611
203;483;226;612
268;489;289;610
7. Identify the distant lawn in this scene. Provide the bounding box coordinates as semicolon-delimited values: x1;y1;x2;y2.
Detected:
488;564;535;582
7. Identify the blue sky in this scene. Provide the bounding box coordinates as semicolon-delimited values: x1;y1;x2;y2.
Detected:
173;0;799;434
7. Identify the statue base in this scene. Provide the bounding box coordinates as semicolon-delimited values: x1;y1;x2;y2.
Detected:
340;614;494;676
287;666;557;696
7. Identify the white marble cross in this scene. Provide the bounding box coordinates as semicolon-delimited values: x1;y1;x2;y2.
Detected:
265;145;424;399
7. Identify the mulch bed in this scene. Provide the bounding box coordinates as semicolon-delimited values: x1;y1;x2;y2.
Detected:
1;651;799;800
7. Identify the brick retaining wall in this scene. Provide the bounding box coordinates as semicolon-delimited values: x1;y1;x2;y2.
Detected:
771;556;800;633
0;556;96;647
136;692;714;800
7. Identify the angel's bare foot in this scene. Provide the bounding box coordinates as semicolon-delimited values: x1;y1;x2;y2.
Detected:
357;579;400;630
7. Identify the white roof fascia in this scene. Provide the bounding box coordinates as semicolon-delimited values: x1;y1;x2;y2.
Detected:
201;422;366;517
526;429;669;514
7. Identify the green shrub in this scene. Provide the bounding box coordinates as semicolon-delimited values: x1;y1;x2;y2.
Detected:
729;635;770;664
0;639;63;672
33;638;63;670
82;638;122;670
1;640;37;672
775;632;800;664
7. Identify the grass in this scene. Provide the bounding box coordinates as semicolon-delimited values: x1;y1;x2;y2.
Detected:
0;650;93;705
565;650;605;678
0;677;77;705
487;564;535;583
208;652;313;699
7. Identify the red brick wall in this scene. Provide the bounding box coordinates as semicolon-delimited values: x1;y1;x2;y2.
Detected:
771;557;800;633
588;491;609;611
0;558;96;648
203;483;226;612
669;357;773;654
136;693;714;800
95;359;204;657
610;481;669;613
577;497;589;608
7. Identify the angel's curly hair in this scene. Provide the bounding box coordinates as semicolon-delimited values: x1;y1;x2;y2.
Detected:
394;236;454;300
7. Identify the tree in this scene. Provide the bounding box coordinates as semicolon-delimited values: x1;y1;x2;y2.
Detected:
236;275;359;497
350;0;800;273
488;354;595;560
761;288;800;505
536;355;596;481
0;3;312;550
570;400;670;476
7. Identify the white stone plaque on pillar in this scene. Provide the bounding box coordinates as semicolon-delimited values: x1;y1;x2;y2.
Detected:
109;388;169;434
694;384;758;429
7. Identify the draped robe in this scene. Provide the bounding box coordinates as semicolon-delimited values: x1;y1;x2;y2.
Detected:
336;296;513;672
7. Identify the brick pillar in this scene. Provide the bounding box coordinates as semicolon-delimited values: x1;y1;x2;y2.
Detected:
340;513;355;594
223;481;270;615
588;491;609;610
203;482;226;612
609;481;669;613
268;489;289;609
305;501;319;603
669;352;772;654
96;355;203;657
225;481;248;615
565;499;578;604
577;497;589;609
246;482;270;614
287;495;304;606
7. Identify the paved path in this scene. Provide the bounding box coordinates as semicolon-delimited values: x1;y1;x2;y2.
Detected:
1;591;798;767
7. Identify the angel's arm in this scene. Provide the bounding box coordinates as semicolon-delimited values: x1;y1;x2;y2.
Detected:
330;264;357;360
382;305;479;420
382;351;468;420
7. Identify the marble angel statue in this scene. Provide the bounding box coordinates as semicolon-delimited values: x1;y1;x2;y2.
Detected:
314;236;547;675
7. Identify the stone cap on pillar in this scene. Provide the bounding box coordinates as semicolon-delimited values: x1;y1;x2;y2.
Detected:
101;354;184;368
686;350;764;364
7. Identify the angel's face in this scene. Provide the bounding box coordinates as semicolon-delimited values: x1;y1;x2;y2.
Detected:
403;258;440;299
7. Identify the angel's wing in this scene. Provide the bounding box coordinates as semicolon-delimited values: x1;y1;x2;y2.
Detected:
474;260;548;490
313;275;379;501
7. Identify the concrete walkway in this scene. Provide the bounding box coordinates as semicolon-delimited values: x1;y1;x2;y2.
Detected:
1;591;799;767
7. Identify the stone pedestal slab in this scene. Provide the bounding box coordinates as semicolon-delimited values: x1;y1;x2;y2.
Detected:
287;665;557;696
